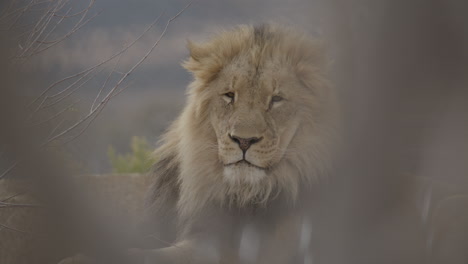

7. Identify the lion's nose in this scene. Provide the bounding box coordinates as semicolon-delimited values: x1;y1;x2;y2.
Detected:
229;134;263;152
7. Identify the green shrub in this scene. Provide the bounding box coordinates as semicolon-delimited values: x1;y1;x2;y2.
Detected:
107;136;156;173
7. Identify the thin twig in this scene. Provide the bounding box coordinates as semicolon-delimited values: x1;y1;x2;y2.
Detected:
0;222;30;235
27;12;164;108
91;54;123;112
1;192;24;202
42;68;104;109
30;68;94;114
34;6;72;46
30;9;101;56
0;161;19;180
28;98;81;127
53;0;95;18
0;201;43;208
54;1;194;143
20;0;66;55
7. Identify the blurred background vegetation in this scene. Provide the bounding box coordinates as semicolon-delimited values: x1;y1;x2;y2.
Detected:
107;136;156;174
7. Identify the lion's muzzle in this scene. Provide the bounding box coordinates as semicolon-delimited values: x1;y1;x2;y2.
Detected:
228;134;263;153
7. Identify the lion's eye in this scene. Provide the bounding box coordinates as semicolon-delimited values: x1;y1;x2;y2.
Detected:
271;95;283;103
223;92;235;103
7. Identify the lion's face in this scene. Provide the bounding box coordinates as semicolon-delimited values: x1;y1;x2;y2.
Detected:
181;24;331;198
208;60;303;183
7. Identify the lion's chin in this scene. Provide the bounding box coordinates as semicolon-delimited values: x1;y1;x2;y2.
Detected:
223;163;267;185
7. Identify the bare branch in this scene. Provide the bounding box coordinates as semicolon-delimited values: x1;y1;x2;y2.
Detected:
42;68;104;109
48;1;194;143
0;201;43;209
0;222;30;235
28;98;81;127
20;0;67;54
0;161;19;180
1;0;195;181
27;8;101;56
1;193;24;202
29;68;95;115
27;12;164;109
47;118;65;139
91;54;123;112
53;0;95;18
20;1;97;57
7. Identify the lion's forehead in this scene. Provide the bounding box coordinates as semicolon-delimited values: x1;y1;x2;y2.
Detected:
235;78;272;102
221;62;295;98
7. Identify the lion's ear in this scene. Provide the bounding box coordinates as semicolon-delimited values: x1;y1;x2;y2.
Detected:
183;40;222;83
182;40;203;78
186;40;207;62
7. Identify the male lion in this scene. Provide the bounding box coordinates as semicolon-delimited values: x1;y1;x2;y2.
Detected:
60;24;337;264
134;24;337;264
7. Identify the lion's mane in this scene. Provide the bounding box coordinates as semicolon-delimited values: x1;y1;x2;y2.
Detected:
146;24;336;221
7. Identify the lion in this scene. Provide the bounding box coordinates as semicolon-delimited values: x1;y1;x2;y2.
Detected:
127;24;338;264
57;24;337;264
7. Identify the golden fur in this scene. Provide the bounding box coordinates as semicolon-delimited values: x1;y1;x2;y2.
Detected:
147;24;336;222
57;24;338;264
